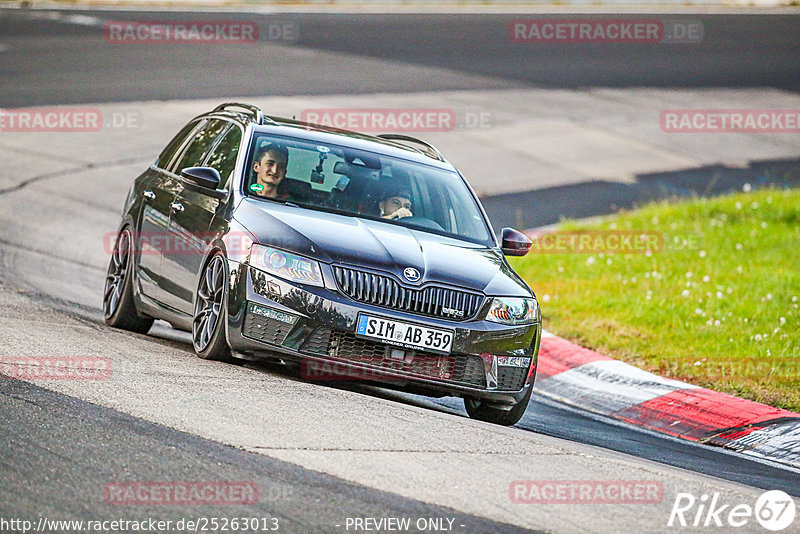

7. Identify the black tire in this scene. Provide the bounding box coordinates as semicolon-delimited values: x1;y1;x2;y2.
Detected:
192;253;233;362
103;227;154;334
464;385;533;426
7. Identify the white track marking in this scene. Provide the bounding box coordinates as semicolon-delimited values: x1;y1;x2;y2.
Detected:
536;359;700;414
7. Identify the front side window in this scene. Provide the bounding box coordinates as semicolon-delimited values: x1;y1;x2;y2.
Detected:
156;120;201;170
243;133;493;246
171;119;230;174
203;125;242;188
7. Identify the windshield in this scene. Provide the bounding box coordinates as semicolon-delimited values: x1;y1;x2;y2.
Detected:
243;133;494;246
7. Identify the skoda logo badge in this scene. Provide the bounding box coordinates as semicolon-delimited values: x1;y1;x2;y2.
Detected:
403;267;421;282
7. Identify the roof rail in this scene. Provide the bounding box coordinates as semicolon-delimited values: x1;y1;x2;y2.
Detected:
377;134;445;162
213;103;276;125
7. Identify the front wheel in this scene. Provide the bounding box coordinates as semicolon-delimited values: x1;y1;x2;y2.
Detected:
192;253;233;362
103;227;153;334
464;385;533;426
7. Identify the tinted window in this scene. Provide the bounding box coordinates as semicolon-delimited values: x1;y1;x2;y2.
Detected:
172;119;229;173
203;125;242;188
156;120;201;169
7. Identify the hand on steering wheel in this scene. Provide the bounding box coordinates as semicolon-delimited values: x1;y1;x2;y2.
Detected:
386;207;413;220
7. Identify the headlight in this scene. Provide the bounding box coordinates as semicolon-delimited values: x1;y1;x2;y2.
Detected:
249;244;324;287
486;297;539;325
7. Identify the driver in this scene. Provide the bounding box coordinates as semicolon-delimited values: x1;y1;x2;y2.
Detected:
379;186;413;220
252;143;290;199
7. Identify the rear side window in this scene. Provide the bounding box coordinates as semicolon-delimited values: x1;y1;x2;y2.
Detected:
156;120;201;169
203;125;242;188
172;119;230;174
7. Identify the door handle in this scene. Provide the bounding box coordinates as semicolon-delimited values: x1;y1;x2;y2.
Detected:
143;190;156;200
170;201;184;213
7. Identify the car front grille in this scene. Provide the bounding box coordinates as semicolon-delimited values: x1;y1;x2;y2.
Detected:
331;266;484;321
301;328;486;388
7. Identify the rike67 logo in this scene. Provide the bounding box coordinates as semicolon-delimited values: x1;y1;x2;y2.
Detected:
668;490;796;531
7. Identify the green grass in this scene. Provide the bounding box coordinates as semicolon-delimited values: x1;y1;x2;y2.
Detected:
511;187;800;412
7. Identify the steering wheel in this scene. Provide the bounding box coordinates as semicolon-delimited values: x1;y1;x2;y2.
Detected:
399;216;444;231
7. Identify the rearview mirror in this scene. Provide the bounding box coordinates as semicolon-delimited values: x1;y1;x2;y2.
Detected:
501;227;532;256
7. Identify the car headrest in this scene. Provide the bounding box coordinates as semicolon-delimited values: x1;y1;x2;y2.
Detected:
282;178;313;198
332;161;379;185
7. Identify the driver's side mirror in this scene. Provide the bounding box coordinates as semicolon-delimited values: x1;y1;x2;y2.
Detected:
181;166;220;189
501;227;532;256
180;167;227;200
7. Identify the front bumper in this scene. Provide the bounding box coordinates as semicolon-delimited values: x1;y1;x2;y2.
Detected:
226;261;540;406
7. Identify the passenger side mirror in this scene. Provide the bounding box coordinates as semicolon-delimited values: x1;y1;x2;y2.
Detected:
501;227;532;256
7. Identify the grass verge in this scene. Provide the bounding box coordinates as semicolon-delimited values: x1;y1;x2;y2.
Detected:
511;187;799;412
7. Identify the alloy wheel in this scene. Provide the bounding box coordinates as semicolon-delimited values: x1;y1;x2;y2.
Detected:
103;229;132;319
193;255;226;352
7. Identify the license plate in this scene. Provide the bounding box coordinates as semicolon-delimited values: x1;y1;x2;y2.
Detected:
355;314;454;355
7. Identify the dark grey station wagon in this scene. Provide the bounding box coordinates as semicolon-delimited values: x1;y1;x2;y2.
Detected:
104;103;540;425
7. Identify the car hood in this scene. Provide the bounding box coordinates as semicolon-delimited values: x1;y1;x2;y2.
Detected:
234;198;531;296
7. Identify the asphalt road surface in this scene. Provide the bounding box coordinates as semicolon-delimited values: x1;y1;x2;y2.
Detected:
0;10;798;106
1;7;799;534
0;377;535;534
